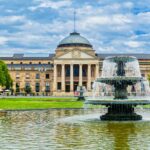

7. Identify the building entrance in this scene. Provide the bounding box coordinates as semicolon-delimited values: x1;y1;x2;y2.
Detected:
65;82;70;92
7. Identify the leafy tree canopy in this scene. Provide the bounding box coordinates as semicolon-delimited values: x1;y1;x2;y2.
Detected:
0;60;13;89
148;74;150;82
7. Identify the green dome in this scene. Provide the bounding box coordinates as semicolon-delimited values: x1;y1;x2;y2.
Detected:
58;32;92;48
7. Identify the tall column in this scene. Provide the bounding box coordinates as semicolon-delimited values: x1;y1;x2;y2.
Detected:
79;64;82;86
61;64;65;91
88;64;91;90
53;64;57;91
95;64;99;78
70;64;74;92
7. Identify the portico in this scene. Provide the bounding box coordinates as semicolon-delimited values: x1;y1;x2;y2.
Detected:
53;62;99;96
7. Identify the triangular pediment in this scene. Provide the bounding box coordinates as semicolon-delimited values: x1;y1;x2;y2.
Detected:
56;50;95;59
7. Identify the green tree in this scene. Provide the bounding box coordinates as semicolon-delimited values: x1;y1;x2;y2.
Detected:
24;86;32;94
147;74;150;82
0;60;13;89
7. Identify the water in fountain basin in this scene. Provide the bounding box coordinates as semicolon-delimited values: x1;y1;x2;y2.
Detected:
101;56;141;78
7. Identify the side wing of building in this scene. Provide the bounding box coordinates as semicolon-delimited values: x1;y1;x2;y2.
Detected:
0;54;54;96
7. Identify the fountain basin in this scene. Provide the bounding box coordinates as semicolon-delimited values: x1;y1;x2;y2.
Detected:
96;77;142;85
87;55;150;121
106;56;136;63
85;99;150;105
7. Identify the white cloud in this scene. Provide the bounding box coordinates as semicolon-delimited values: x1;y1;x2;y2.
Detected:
1;0;150;54
124;41;143;48
0;15;26;24
0;37;8;45
29;0;72;11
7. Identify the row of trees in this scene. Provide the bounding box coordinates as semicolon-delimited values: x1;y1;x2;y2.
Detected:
0;61;13;90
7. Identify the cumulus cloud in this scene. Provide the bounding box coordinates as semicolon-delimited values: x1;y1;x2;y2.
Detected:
124;41;143;48
0;37;8;45
29;0;72;11
0;0;150;54
0;15;26;24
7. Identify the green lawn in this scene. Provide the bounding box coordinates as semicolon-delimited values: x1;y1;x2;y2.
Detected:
0;97;83;110
0;97;149;110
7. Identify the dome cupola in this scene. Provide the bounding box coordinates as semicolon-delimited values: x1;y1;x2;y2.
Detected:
58;32;92;48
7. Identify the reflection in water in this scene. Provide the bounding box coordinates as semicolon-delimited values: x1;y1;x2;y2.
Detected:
0;109;150;150
107;123;135;149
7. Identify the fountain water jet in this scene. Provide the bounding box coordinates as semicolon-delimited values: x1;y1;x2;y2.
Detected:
85;56;150;121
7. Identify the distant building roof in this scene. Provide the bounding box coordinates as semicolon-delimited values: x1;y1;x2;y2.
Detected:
0;54;55;60
13;54;24;58
97;53;150;60
0;53;150;60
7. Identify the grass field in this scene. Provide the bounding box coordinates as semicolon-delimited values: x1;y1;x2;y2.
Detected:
0;97;149;110
0;97;83;110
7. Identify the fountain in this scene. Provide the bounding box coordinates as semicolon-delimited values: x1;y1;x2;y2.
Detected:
85;56;150;121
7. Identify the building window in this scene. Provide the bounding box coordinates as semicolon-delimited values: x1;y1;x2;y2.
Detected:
39;62;41;64
65;65;70;77
73;65;79;76
11;62;13;64
26;73;30;79
83;66;87;77
16;73;20;79
91;82;93;89
57;82;61;90
35;83;40;92
29;62;32;64
45;82;50;92
48;62;51;64
65;82;70;92
25;82;31;94
46;74;50;79
20;62;23;64
36;73;40;79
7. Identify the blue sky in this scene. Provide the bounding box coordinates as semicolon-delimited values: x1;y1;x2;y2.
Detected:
0;0;150;55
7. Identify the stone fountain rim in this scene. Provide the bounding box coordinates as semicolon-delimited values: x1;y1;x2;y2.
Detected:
105;55;137;62
85;99;150;105
96;76;142;81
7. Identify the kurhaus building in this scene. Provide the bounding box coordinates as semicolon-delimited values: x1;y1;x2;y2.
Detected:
0;32;150;96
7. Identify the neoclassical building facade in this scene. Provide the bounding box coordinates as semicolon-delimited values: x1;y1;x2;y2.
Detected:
0;32;150;96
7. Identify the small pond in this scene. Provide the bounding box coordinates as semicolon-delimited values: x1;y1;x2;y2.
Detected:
0;109;150;150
